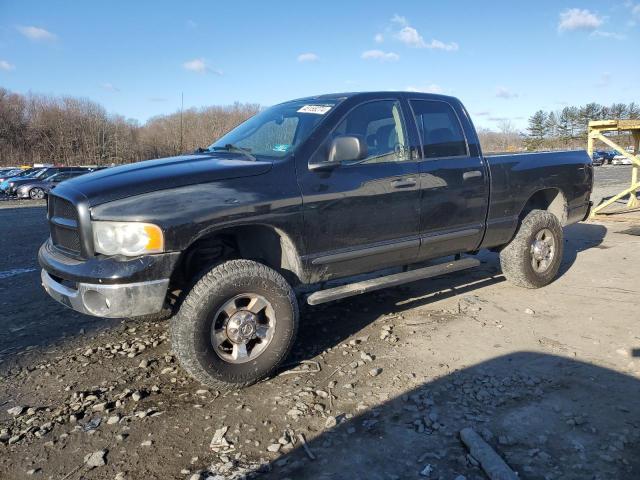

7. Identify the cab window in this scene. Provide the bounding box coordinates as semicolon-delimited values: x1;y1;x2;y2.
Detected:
410;100;468;158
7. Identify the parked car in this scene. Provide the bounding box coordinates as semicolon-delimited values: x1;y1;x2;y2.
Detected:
591;152;604;166
16;170;91;199
0;167;88;195
612;154;633;166
0;168;23;182
39;92;593;390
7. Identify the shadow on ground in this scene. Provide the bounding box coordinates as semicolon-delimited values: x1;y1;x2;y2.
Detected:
292;222;607;366
260;352;640;479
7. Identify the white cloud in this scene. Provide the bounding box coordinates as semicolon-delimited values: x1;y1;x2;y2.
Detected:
496;87;519;99
100;82;120;92
424;39;459;51
361;49;399;62
391;14;408;26
591;30;625;40
0;60;15;71
633;4;640;19
406;84;444;94
17;25;57;41
182;58;222;75
297;52;319;62
374;33;384;43
393;19;458;51
558;8;603;32
396;26;426;48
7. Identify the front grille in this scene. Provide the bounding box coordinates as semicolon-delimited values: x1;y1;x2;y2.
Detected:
51;197;77;221
51;225;82;254
49;195;82;256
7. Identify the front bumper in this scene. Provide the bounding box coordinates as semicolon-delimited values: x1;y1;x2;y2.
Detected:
42;269;169;318
39;239;181;318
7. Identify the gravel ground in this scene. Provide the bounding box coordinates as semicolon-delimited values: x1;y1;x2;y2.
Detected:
0;166;639;479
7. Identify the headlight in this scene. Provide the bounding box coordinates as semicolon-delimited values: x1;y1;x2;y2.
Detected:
92;221;164;256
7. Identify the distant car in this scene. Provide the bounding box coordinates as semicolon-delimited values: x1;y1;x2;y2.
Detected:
591;153;604;166
0;168;23;182
16;170;90;199
595;150;616;163
0;167;89;195
612;154;633;166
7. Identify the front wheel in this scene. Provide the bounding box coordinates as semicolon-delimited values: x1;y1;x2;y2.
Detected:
499;210;564;289
170;259;299;390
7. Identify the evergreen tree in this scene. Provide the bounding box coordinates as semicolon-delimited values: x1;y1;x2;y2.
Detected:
545;111;558;139
525;110;548;150
557;108;573;146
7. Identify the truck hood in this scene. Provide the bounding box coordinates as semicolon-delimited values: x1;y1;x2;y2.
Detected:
53;153;273;206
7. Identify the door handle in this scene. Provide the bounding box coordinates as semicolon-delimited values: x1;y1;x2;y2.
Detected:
463;170;482;181
391;178;417;189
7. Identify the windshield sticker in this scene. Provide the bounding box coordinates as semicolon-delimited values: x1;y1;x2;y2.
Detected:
272;144;291;152
297;105;332;115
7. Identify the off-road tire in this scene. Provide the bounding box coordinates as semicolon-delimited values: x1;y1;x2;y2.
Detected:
499;209;564;289
170;259;298;390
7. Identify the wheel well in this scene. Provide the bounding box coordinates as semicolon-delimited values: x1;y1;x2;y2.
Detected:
520;188;567;225
173;225;303;288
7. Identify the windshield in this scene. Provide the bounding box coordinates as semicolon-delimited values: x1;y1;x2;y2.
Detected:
35;169;59;179
208;100;340;158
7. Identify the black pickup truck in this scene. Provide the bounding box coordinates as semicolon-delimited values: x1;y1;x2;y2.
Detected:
39;92;592;389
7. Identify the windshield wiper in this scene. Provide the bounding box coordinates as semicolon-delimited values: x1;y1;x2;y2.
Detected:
210;144;256;161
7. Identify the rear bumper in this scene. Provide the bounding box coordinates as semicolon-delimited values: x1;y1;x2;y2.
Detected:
41;269;169;318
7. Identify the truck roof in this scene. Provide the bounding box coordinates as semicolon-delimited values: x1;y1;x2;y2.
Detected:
289;91;459;104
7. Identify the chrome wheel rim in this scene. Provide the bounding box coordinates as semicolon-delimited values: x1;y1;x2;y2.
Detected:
31;188;44;199
530;228;555;273
211;293;276;364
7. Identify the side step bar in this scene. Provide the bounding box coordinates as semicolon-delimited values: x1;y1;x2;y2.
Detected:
306;257;481;306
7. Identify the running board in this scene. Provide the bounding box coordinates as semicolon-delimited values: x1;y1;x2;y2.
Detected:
306;257;481;306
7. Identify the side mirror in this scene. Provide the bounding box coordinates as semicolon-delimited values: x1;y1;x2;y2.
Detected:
310;135;368;171
328;135;367;164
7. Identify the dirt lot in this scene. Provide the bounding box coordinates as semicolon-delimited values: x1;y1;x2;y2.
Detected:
0;166;639;480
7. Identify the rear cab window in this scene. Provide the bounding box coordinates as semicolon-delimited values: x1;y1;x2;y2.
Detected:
410;100;468;159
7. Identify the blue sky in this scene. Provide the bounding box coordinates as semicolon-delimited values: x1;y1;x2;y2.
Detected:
1;0;638;129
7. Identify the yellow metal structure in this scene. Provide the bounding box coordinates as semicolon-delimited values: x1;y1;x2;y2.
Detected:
587;119;640;216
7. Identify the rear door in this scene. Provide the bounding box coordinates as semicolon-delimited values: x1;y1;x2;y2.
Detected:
297;97;422;280
408;98;489;260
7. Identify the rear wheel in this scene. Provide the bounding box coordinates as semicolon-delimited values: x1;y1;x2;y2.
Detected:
29;188;45;200
170;259;298;390
499;209;563;288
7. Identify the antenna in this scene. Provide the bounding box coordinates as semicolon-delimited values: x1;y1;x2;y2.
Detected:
180;91;184;153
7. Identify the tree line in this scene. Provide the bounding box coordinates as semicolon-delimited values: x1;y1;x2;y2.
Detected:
524;102;640;151
1;87;638;166
0;87;259;167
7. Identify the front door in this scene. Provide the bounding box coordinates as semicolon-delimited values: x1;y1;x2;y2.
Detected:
408;98;489;260
297;98;422;281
